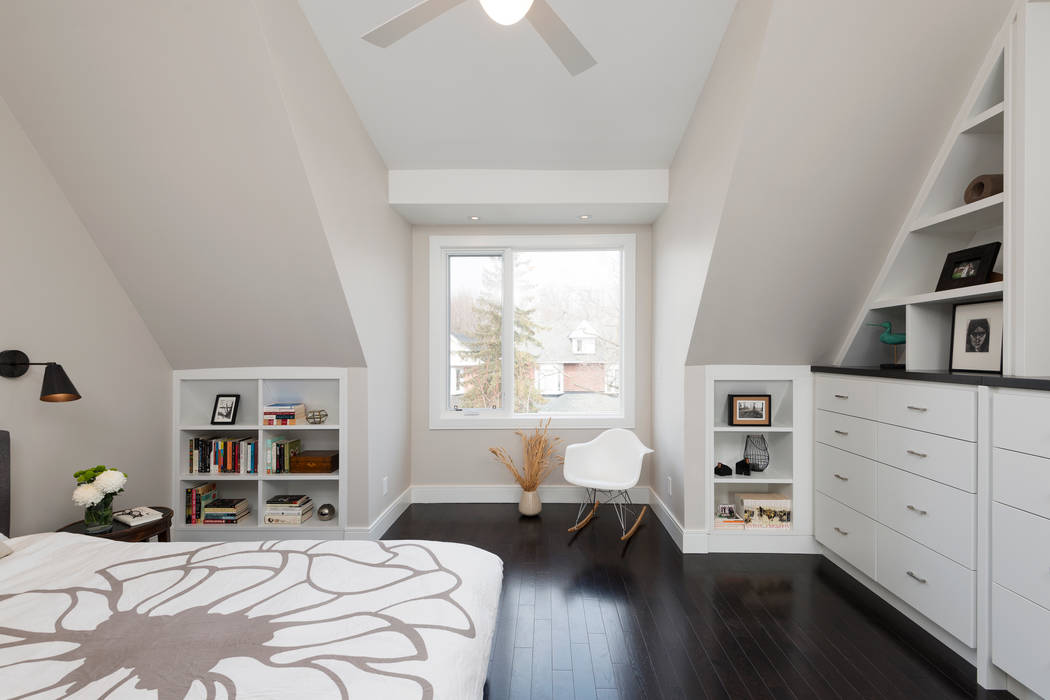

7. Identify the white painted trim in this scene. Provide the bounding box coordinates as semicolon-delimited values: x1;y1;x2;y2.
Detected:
647;488;710;553
707;534;819;554
346;487;412;540
410;484;650;505
428;233;637;430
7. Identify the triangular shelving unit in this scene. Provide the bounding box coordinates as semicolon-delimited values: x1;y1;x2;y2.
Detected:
836;28;1009;372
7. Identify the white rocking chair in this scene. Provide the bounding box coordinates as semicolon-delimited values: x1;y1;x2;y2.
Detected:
564;429;654;540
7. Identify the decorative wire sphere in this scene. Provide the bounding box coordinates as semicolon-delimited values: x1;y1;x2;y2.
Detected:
316;504;336;521
743;434;770;472
306;409;329;425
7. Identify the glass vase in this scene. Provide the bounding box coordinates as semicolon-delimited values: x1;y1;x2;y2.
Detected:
84;494;115;533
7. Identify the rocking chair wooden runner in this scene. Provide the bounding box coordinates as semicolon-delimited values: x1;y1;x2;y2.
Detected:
564;429;654;541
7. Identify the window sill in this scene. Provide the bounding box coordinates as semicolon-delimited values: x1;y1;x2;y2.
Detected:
429;413;635;431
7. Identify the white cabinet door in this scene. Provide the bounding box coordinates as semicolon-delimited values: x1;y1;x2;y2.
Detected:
994;391;1050;459
816;410;877;460
877;381;977;441
815;376;877;420
815;443;877;518
993;503;1050;610
877;422;977;493
993;447;1050;519
992;584;1050;699
815;492;877;580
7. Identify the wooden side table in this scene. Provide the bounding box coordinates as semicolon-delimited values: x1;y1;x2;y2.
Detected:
58;506;174;542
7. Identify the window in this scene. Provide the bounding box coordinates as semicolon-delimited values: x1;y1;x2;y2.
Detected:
430;234;635;428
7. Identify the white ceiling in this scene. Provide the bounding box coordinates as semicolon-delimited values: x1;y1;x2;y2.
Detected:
298;0;736;170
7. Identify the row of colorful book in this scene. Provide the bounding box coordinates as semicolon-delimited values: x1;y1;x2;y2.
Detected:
265;437;302;474
187;436;257;474
263;403;306;425
185;482;252;524
264;494;313;525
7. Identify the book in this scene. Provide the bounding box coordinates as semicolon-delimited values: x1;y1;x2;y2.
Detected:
114;506;165;526
264;510;314;525
184;482;217;524
188;436;258;474
264;506;314;516
263;403;306;425
266;494;311;506
203;498;250;514
733;492;792;529
202;512;251;525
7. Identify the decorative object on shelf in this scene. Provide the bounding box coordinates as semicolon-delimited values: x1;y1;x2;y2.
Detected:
727;394;772;426
290;450;339;474
71;465;127;534
489;418;563;516
714;504;745;530
935;242;1002;292
0;349;81;402
866;321;906;369
306;409;329;425
950;300;1003;374
733;492;791;529
317;503;336;521
743;434;770;472
963;173;1004;204
713;462;732;477
210;394;240;425
113;506;164;527
717;504;737;518
735;458;751;477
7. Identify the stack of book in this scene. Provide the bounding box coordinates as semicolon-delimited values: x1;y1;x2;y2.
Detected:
264;403;306;425
265;437;302;474
264;495;313;525
713;505;746;530
188;436;257;474
201;498;252;525
184;481;217;524
733;492;792;530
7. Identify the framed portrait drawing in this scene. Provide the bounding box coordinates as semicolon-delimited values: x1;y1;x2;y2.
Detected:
211;394;240;425
728;394;772;427
935;242;1001;292
949;300;1003;374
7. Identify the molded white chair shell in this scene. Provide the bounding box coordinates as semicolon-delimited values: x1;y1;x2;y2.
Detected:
563;429;654;491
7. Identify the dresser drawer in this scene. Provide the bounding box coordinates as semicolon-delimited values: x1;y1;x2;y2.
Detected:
993;503;1050;610
993;448;1050;519
815;491;877;580
816;410;877;459
877;423;977;493
992;584;1050;699
815;376;876;420
876;381;977;441
877;525;975;646
815;443;877;517
994;391;1050;459
877;464;975;569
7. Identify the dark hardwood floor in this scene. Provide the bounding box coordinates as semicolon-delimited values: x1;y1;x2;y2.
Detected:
384;503;981;700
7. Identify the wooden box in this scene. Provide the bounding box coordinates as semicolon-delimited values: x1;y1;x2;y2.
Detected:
289;450;338;474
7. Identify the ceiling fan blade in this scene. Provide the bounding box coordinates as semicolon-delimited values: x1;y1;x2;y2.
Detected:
362;0;469;47
526;0;596;76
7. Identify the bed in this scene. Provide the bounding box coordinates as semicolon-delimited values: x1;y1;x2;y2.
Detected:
0;433;503;699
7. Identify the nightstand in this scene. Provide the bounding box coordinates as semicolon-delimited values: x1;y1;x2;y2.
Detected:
58;506;174;542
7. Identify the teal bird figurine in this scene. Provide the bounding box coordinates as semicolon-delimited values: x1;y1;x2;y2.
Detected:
868;322;906;368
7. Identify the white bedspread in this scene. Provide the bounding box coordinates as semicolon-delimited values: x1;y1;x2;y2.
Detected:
0;533;502;699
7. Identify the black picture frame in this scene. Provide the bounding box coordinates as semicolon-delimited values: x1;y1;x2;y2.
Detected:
949;300;1003;374
211;394;240;425
935;242;1001;292
728;394;772;426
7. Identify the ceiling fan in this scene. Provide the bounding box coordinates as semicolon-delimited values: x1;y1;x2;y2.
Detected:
362;0;597;76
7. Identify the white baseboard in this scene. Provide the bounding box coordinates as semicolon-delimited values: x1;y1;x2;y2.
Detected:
345;487;411;540
410;484;651;505
707;533;819;554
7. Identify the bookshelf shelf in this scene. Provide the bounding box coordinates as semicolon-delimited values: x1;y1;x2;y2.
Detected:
712;426;793;433
172;368;348;541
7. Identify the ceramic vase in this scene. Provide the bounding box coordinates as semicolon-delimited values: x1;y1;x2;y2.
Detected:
518;489;541;516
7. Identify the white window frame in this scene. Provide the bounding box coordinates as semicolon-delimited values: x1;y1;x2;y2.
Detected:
429;233;636;429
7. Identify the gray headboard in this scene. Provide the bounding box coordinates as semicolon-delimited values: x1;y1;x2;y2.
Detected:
0;431;9;537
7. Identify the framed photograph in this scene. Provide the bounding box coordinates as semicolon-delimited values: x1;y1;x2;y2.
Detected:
210;394;240;425
935;242;1001;292
949;300;1003;374
728;394;772;426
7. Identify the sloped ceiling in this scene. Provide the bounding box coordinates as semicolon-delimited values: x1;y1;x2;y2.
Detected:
686;0;1014;365
0;0;364;369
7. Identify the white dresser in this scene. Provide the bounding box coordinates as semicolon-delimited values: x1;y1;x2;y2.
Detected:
815;374;978;647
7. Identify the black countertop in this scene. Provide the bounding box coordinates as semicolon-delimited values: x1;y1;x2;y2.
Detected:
811;365;1050;392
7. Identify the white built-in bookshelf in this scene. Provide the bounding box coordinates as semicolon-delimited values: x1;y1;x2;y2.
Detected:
171;368;348;541
701;365;813;553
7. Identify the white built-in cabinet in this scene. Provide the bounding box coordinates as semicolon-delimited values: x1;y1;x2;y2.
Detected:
171;368;349;541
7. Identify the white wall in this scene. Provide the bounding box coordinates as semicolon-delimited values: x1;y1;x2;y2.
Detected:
650;0;773;526
0;96;172;536
255;1;413;526
411;225;652;490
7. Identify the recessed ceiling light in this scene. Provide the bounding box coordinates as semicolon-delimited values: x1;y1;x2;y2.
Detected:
470;216;481;221
578;215;591;221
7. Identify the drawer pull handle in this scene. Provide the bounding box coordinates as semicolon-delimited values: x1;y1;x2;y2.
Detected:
834;430;849;436
906;571;928;584
833;394;849;399
906;504;928;516
906;450;928;458
906;405;928;412
834;527;849;536
833;473;849;481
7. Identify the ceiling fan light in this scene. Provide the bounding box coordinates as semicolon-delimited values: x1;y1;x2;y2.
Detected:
479;0;534;26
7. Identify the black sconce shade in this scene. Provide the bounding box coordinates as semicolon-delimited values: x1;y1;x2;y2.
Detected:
40;363;81;402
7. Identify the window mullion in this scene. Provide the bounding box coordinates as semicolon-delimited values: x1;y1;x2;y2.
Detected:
502;248;514;416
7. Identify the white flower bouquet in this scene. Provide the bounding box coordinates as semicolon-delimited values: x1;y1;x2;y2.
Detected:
72;466;127;533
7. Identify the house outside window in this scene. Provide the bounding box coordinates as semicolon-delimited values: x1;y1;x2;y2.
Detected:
430;234;635;429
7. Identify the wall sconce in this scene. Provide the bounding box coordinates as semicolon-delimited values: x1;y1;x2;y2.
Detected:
0;349;81;402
